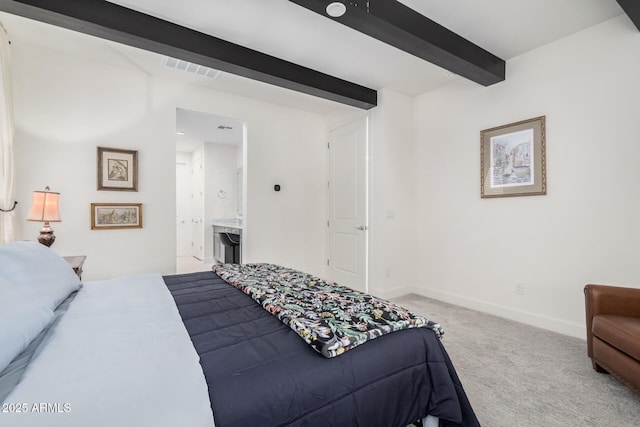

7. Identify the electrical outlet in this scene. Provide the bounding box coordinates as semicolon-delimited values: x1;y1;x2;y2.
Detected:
515;283;525;295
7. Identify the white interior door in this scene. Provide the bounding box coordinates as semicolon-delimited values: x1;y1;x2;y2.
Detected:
176;161;190;257
191;149;204;260
326;117;368;292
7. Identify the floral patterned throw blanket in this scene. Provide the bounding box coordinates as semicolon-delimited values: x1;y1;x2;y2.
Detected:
212;263;444;358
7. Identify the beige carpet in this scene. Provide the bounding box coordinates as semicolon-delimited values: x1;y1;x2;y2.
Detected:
392;294;640;427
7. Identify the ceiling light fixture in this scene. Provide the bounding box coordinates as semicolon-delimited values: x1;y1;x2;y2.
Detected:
326;2;347;18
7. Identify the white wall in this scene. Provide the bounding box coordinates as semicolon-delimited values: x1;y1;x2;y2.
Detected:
368;89;417;298
12;37;327;280
203;143;238;260
411;15;640;338
13;42;172;280
204;143;238;222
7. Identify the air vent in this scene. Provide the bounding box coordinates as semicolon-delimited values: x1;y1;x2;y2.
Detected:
162;57;221;79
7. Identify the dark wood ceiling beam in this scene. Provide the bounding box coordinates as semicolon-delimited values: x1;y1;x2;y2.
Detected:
289;0;505;86
617;0;640;31
0;0;377;109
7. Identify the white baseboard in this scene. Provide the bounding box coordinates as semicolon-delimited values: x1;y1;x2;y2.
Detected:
368;286;418;299
368;285;415;300
369;286;587;339
381;286;586;340
414;287;586;339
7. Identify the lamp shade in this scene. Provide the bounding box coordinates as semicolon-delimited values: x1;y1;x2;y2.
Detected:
26;187;61;223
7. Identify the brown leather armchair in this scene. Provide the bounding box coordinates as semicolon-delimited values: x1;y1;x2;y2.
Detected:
584;284;640;394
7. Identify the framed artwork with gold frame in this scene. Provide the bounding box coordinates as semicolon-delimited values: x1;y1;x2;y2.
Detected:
481;116;546;198
90;203;142;230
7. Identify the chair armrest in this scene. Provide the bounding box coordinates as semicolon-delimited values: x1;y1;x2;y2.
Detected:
584;284;640;358
584;284;640;318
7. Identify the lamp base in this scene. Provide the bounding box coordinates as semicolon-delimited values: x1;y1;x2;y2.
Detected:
38;223;56;247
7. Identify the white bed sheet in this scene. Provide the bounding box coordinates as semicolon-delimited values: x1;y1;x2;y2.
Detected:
0;274;215;427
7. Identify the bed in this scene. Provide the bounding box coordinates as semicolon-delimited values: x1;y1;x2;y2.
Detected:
0;241;479;426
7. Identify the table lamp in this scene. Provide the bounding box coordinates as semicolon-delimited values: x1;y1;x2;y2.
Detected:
26;186;61;247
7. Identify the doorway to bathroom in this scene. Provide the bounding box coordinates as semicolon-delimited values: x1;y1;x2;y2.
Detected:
175;108;246;273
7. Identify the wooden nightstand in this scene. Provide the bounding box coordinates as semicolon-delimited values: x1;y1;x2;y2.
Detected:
64;256;86;280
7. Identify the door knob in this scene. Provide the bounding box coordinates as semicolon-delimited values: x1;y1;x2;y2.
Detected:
355;225;368;231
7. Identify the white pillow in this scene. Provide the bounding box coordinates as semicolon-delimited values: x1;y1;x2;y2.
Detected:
0;241;81;310
0;277;54;373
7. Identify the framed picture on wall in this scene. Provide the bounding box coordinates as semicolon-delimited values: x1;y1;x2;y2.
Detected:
480;116;546;198
97;147;138;191
90;203;143;230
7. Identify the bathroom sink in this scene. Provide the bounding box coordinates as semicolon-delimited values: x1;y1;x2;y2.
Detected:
212;218;243;228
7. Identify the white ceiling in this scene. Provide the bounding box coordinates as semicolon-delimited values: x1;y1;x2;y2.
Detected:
0;1;626;144
104;0;624;94
176;109;244;153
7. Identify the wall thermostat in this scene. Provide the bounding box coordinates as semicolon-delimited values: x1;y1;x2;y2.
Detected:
274;185;281;192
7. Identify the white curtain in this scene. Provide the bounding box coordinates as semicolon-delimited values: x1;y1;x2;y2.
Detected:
0;23;16;245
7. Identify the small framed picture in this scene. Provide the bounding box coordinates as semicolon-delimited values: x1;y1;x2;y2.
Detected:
90;203;143;230
480;116;546;198
97;147;138;191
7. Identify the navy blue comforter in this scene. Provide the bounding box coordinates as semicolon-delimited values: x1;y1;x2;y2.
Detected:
164;271;479;427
